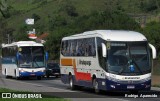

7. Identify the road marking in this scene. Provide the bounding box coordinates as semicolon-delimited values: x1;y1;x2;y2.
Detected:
112;98;129;101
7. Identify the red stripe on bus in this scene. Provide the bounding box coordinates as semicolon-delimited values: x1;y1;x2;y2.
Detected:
73;59;92;81
61;58;92;81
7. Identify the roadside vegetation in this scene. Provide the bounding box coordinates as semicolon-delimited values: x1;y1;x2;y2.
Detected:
0;0;160;60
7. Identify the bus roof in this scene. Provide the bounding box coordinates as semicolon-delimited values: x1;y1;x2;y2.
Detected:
2;41;43;47
62;30;147;41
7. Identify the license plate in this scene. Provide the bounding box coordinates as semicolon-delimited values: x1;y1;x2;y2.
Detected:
30;74;35;76
54;73;59;75
127;85;135;89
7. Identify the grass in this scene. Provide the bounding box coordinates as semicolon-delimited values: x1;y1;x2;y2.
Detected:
0;88;69;101
152;85;160;88
153;60;160;75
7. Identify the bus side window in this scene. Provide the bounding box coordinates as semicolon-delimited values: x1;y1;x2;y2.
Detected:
61;40;70;56
61;41;65;55
77;39;82;56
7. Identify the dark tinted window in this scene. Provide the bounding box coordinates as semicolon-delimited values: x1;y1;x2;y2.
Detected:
48;63;60;69
61;37;96;57
2;46;17;57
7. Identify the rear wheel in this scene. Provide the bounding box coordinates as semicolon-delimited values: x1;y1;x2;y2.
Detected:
69;75;75;90
5;69;9;78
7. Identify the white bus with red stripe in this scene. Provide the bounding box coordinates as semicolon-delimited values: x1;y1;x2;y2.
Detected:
60;30;156;93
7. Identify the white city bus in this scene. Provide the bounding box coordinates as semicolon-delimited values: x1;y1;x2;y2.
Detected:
60;30;156;93
2;41;48;80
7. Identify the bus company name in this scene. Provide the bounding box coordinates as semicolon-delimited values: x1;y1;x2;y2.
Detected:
79;60;91;66
124;77;140;80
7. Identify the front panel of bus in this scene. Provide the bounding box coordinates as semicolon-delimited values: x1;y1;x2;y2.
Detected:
17;46;45;77
103;41;151;91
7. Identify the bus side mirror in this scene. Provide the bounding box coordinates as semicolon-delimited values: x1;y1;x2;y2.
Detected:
45;52;49;61
149;43;156;59
16;52;20;60
102;43;107;57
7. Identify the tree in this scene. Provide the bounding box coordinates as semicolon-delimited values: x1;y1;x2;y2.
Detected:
59;0;78;17
13;25;29;41
0;0;10;18
32;13;40;22
143;21;160;58
46;9;140;60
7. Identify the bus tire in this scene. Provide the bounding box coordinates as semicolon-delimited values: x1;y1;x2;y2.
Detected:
37;76;42;80
15;70;20;80
5;69;9;78
69;75;75;90
93;79;100;94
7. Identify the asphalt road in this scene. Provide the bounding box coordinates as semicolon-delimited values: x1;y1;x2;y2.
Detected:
0;73;160;101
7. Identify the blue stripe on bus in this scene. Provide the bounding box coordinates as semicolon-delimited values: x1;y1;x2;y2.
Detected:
61;74;151;91
19;71;45;77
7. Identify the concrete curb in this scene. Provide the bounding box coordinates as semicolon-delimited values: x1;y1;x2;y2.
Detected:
151;87;160;91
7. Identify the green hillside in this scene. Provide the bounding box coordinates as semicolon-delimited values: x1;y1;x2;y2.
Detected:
1;0;160;59
2;0;160;31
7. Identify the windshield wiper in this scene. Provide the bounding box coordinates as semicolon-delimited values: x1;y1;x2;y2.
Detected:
33;57;40;68
118;64;128;75
132;60;143;75
118;57;130;75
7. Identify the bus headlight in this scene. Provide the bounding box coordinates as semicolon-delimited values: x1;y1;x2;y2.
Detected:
110;85;116;89
20;69;25;72
40;70;45;72
106;75;118;82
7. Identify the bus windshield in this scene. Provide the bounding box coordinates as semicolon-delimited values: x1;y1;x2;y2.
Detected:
19;46;45;68
107;41;150;75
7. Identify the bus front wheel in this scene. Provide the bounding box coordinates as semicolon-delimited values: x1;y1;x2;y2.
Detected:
93;79;100;94
15;70;20;80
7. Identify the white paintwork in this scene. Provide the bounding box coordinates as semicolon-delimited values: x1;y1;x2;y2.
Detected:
2;41;45;78
149;43;157;59
2;41;43;48
60;30;154;88
106;72;151;81
18;68;45;73
62;30;147;42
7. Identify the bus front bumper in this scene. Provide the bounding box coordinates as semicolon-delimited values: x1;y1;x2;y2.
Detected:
105;79;151;91
19;71;45;77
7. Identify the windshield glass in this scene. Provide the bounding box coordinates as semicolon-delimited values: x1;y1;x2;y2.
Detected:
47;63;59;69
107;41;150;75
19;46;45;68
33;47;45;68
